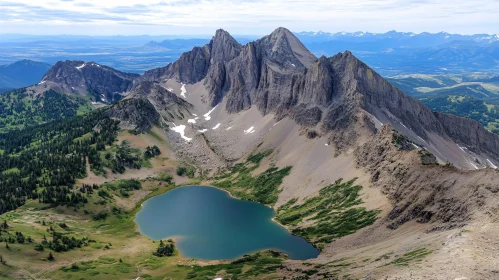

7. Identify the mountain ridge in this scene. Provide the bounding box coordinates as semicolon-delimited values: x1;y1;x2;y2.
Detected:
39;60;139;103
0;60;51;89
138;27;499;170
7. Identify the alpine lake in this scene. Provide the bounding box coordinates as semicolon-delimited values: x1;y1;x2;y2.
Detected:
134;185;319;260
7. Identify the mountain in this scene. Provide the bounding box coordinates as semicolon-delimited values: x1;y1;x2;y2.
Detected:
0;60;141;131
143;27;499;170
0;60;51;89
39;60;139;103
3;28;499;280
120;27;499;278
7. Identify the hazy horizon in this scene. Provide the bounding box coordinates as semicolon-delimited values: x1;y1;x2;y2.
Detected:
0;29;498;38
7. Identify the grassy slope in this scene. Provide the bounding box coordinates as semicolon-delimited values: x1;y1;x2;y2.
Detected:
0;133;289;280
0;128;426;279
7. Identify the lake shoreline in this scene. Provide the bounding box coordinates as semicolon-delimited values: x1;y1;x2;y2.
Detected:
133;183;320;261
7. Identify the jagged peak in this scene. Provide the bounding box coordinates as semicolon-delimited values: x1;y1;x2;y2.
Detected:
211;28;240;46
263;27;317;67
213;29;232;39
269;27;293;37
210;28;242;63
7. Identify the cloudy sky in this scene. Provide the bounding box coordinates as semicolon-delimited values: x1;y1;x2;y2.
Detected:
1;0;498;35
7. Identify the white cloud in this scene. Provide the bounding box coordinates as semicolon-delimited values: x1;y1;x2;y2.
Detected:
0;0;498;35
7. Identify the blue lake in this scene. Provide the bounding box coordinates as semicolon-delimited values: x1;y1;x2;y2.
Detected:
134;185;319;260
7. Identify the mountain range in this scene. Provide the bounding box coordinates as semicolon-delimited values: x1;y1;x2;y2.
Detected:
2;27;499;279
295;30;499;46
1;30;498;75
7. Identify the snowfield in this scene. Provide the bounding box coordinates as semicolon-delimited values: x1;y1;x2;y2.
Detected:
171;124;192;141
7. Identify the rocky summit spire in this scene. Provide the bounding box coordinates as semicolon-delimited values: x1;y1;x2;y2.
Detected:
265;27;317;67
210;29;243;64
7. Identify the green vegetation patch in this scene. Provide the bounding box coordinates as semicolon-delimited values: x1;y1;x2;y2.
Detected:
387;248;432;266
0;110;120;214
103;179;142;198
276;178;379;248
176;164;196;178
420;94;499;134
183;250;284;280
213;151;291;205
0;89;88;132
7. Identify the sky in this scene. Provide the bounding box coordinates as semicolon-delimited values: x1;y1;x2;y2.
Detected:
0;0;498;36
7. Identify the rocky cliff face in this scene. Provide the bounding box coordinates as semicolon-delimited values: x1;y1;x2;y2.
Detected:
41;60;139;103
140;27;499;167
142;29;243;106
106;81;192;132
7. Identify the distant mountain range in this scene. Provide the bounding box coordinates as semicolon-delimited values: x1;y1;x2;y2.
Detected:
294;31;499;75
0;31;497;78
295;31;499;46
0;60;51;89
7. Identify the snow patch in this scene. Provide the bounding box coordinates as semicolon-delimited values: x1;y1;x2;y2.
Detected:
291;63;296;67
486;159;497;169
212;123;221;130
417;136;426;143
187;119;197;124
400;122;408;129
204;105;218;120
226;126;232;131
470;162;479;170
198;129;208;133
244;126;255;134
325;143;329;146
39;81;46;85
171;124;192;141
76;63;86;70
180;83;187;98
371;116;383;126
192;114;198;117
273;120;282;127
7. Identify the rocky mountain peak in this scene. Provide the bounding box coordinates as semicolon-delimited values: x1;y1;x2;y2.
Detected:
210;28;242;64
40;60;139;103
263;27;317;68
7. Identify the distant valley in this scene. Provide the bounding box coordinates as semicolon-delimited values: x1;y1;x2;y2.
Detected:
388;73;499;133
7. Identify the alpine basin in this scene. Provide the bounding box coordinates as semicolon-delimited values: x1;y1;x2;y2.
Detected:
134;186;319;260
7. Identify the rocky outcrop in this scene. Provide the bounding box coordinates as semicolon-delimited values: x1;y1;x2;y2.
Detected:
291;105;323;127
354;125;499;231
106;98;160;132
41;60;138;103
107;81;192;132
434;112;499;158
